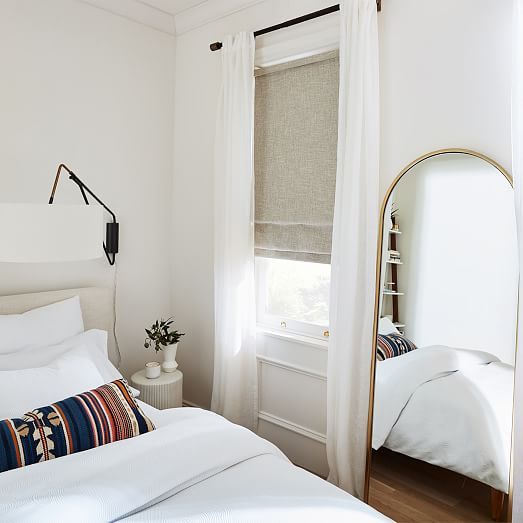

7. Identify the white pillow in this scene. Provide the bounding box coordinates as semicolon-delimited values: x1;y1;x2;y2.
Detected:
0;344;106;420
378;317;400;336
0;296;84;354
0;329;139;397
0;329;118;379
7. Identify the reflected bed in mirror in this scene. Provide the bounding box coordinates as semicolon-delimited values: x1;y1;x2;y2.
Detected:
366;150;518;523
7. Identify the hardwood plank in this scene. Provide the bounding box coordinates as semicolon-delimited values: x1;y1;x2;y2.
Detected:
368;449;497;522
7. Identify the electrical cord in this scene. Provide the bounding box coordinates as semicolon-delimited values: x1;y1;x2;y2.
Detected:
112;259;122;369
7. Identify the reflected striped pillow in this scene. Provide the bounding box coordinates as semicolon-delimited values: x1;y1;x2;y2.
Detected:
377;334;417;361
0;380;154;473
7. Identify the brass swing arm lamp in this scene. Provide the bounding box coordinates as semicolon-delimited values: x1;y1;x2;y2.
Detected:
49;164;119;265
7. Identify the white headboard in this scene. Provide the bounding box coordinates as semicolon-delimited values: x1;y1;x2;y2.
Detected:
0;287;117;365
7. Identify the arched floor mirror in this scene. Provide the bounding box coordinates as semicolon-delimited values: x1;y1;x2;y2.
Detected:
365;149;518;522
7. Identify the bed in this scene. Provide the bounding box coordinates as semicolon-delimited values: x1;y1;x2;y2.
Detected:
0;287;389;522
372;344;513;495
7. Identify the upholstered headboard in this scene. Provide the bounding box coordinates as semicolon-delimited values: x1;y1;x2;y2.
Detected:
0;287;117;365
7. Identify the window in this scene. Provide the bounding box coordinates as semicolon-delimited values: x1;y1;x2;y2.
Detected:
254;51;338;342
256;257;330;339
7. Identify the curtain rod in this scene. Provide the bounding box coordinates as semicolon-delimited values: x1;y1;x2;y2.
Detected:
209;2;381;52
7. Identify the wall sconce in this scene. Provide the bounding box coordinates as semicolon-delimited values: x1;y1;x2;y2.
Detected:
49;164;119;265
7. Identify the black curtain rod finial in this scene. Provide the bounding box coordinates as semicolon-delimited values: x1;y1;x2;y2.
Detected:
210;41;223;51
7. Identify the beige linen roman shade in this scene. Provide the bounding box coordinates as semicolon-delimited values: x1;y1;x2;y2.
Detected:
254;52;339;264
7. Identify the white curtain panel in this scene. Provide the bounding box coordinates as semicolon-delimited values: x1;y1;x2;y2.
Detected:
327;0;380;498
211;32;258;432
511;0;523;517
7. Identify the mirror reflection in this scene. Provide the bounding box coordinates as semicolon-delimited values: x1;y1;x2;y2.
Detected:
368;151;518;522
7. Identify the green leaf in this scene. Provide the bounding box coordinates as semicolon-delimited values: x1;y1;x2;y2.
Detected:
145;318;186;347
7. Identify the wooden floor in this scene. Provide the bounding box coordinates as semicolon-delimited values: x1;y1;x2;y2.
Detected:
368;449;506;523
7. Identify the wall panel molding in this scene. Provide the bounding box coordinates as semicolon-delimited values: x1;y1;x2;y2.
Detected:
257;354;327;381
182;399;328;446
258;410;326;444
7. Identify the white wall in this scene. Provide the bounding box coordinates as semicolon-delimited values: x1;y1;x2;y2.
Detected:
172;0;516;485
0;0;176;378
394;154;518;364
378;0;512;198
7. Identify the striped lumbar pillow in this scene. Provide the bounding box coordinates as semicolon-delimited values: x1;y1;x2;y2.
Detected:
0;380;154;473
377;333;417;361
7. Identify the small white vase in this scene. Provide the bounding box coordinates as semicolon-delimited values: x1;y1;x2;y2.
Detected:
162;343;179;373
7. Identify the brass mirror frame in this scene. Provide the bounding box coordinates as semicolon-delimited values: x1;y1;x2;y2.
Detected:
363;148;516;520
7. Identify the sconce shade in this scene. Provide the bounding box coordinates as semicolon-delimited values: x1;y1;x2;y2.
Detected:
0;204;104;263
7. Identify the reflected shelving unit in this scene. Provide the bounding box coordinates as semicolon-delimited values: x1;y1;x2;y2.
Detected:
383;220;405;333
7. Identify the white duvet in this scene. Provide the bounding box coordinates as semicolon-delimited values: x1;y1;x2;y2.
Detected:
372;345;513;492
0;405;388;522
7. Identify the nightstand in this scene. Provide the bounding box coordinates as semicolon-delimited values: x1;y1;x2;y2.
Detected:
131;369;183;410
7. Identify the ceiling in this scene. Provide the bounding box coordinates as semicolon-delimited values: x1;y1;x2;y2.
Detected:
138;0;208;16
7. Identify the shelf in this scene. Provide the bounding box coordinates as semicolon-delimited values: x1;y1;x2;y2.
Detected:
389;229;402;235
393;323;406;328
382;291;404;296
386;260;403;265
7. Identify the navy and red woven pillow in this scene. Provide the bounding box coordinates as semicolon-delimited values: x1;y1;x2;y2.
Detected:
377;333;417;361
0;379;154;473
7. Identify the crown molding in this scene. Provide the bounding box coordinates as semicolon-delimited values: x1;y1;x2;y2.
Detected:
78;0;176;35
78;0;270;37
174;0;266;35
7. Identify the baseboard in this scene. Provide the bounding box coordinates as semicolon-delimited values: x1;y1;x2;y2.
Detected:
182;399;203;408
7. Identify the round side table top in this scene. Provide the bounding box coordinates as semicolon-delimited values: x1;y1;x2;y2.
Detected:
131;368;183;386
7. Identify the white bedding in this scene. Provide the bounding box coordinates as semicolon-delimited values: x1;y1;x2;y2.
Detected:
373;345;513;492
0;405;389;522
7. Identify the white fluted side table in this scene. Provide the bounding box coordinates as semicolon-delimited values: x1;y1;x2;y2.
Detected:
131;369;183;410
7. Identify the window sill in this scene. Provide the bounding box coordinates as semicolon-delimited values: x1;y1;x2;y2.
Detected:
256;326;328;351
